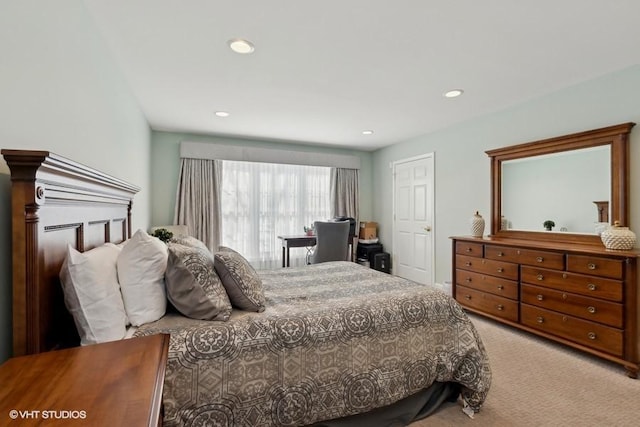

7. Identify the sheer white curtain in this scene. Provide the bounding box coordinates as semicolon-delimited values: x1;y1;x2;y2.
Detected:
221;160;331;269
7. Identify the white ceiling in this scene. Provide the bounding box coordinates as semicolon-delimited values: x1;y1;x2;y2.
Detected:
83;0;640;151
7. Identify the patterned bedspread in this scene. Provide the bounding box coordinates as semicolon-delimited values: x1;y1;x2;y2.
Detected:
135;261;491;426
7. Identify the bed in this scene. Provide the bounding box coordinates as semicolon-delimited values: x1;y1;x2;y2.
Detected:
2;149;491;426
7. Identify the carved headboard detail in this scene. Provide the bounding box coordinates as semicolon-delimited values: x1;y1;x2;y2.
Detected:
2;149;139;356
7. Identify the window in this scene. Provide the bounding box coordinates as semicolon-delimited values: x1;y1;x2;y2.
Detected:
221;160;330;269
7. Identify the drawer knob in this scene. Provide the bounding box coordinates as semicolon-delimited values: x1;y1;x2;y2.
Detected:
464;295;471;300
465;262;472;267
536;316;544;324
497;285;504;290
587;263;596;270
537;274;544;281
496;304;504;311
588;332;597;340
466;247;472;252
587;283;597;291
465;278;472;282
497;251;504;257
536;256;544;263
536;294;544;301
587;306;596;314
497;267;504;273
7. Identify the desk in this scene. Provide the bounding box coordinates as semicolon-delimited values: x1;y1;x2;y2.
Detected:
278;235;357;267
278;234;316;267
0;333;170;427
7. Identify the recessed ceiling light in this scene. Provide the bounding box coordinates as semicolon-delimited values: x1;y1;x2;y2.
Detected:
228;38;255;54
215;111;230;117
362;130;374;135
444;89;464;98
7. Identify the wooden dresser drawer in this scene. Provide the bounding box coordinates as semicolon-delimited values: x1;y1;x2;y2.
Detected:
456;285;519;322
521;266;623;302
455;269;518;299
451;234;639;378
521;284;623;328
455;241;483;257
566;254;623;279
485;245;564;269
455;254;518;280
521;304;623;356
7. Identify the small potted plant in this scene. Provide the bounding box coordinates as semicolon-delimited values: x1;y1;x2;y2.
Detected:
151;228;174;243
543;220;555;231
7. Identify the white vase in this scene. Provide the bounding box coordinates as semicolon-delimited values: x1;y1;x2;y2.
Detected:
501;216;508;230
470;211;485;237
600;221;636;250
594;222;609;236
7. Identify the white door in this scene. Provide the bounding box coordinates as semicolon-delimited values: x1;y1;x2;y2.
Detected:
393;154;434;285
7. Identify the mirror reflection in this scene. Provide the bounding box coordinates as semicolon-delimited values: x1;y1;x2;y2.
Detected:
501;145;610;234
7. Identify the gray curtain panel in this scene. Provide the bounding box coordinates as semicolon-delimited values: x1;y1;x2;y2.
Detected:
174;158;222;252
330;167;359;221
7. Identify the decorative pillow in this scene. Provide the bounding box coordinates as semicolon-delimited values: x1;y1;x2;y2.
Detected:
59;243;127;345
165;243;232;321
218;245;242;256
171;235;211;254
214;251;265;312
117;229;168;326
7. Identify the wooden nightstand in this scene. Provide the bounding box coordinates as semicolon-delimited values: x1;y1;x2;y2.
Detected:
0;333;169;426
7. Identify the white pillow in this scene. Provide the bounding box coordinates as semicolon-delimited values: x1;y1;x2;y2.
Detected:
117;229;168;326
59;243;127;345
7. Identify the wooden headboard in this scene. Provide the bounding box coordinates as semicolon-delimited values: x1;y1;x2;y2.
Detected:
2;149;139;356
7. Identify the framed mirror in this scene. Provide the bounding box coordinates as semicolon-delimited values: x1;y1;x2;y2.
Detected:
486;122;635;245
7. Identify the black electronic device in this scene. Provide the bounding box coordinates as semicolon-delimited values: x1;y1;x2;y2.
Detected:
371;252;391;273
356;242;383;261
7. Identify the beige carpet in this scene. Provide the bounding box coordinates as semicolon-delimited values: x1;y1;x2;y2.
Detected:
412;314;640;427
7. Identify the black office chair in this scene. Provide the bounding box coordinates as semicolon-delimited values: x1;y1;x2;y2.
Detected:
308;220;350;264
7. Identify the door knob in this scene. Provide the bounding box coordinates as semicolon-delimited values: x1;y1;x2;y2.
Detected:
424;226;431;232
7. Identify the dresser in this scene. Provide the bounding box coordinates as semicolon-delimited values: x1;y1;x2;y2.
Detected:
451;236;639;378
0;334;170;426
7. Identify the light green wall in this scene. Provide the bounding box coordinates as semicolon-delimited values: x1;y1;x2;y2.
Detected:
372;65;640;286
0;1;151;363
150;130;374;228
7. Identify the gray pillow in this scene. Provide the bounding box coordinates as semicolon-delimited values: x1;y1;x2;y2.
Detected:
171;235;211;254
165;243;231;321
214;251;265;312
218;245;241;256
